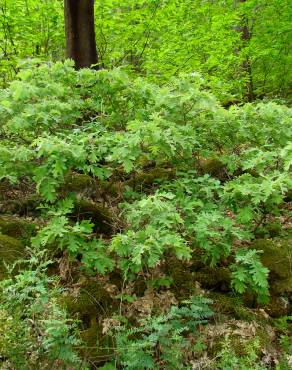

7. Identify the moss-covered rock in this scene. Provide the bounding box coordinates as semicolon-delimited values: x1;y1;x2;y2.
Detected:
198;158;227;181
64;173;95;194
251;238;291;279
72;199;113;234
61;279;115;366
0;216;36;242
251;238;292;315
0;234;25;279
194;266;231;290
125;168;175;190
63;172;121;198
62;279;113;318
210;292;257;321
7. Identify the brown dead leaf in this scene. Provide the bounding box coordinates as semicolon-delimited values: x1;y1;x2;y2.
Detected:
102;318;120;334
59;252;71;282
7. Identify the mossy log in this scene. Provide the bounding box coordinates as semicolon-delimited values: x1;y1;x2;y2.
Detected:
63;172;121;198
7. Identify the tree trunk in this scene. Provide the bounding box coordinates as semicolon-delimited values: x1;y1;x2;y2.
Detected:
64;0;98;69
238;0;254;102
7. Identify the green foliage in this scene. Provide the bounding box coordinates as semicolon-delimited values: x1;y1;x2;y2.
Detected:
0;251;82;368
0;62;291;368
1;62;289;300
0;0;64;86
31;198;114;275
193;210;246;266
0;1;291;367
112;296;213;369
217;337;266;370
41;299;81;364
273;315;292;333
231;249;270;303
110;192;191;277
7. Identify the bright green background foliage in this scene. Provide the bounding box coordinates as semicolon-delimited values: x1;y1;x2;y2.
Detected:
0;0;64;85
1;0;291;101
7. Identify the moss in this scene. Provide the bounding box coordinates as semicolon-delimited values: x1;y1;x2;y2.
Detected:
64;172;121;198
265;296;290;318
198;158;227;181
0;216;36;242
251;238;292;281
80;317;99;360
61;279;115;365
79;316;114;365
210;292;257;321
250;238;292;314
62;280;113;318
72;199;113;234
165;260;197;299
165;258;231;299
271;277;292;295
194;266;231;290
190;253;205;271
207;320;273;360
125;168;175;190
265;223;283;238
0;234;25;279
15;195;41;217
63;173;95;193
99;180;121;197
255;222;283;239
0;181;7;199
227;334;268;358
284;189;292;202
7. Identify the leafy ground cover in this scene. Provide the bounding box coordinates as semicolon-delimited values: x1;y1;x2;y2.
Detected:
0;62;291;368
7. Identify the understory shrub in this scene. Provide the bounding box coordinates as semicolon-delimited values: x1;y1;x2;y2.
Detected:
0;61;291;368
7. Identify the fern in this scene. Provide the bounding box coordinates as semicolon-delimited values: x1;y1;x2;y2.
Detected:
112;296;213;369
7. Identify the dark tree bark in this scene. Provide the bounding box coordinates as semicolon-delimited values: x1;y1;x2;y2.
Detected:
238;0;254;102
64;0;98;69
